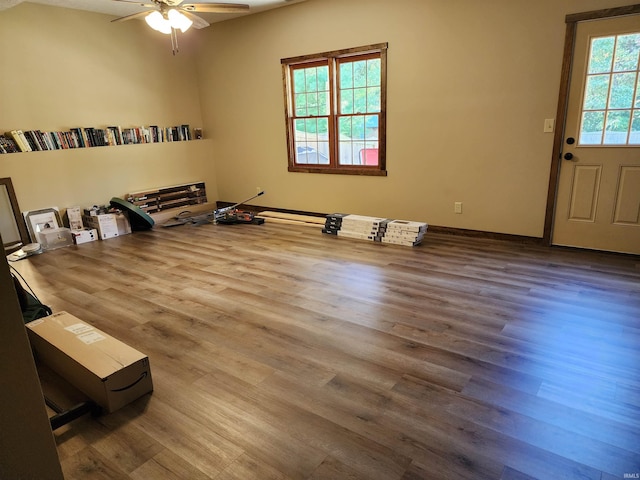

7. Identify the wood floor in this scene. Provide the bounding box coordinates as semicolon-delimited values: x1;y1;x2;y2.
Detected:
13;222;640;480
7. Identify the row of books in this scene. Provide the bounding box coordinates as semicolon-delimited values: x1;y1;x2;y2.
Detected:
323;213;428;246
1;124;194;154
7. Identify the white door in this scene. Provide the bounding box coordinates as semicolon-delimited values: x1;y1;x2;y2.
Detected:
553;14;640;255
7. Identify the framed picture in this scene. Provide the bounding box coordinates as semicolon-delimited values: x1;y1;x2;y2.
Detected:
23;208;62;243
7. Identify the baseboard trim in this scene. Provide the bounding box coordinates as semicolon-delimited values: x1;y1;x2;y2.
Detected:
216;201;544;245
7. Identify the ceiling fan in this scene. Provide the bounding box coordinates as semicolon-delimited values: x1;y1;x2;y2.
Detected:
111;0;249;53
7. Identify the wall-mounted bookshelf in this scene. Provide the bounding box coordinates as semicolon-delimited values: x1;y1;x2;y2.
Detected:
1;124;196;154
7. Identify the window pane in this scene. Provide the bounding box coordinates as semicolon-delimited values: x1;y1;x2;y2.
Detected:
609;73;636;109
306;93;319;116
292;65;329;117
339;116;352;137
306;68;317;91
338;117;354;165
317;141;330;164
340;62;353;89
294;117;329;165
293;69;306;91
294;117;328;135
318;92;329;115
636;75;640;108
296;144;330;164
630;111;640;144
339;141;354;165
352;116;366;140
337;115;373;165
294;119;307;137
341;90;354;114
368;86;381;112
365;115;379;137
339;115;366;140
580;111;605;145
583;74;610;110
588;36;615;74
367;59;381;87
294;94;307;116
354;88;367;114
339;56;382;116
353;60;367;88
604;110;631;145
613;33;640;72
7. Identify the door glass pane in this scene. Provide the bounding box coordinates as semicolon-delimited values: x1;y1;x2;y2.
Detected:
604;110;631;144
630;111;640;144
613;33;640;72
588;36;615;74
609;73;636;109
580;111;605;145
580;31;640;145
584;75;610;110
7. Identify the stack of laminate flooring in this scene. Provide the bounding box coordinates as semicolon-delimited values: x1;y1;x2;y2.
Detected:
323;213;427;246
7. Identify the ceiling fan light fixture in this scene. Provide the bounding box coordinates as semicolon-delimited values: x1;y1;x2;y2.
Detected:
168;9;193;33
145;11;171;34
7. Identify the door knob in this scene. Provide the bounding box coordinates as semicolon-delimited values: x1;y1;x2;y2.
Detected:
563;152;574;160
566;137;575;145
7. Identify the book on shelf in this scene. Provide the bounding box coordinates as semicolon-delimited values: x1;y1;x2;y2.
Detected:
107;126;123;145
0;134;20;153
4;123;194;152
23;130;41;151
5;130;31;152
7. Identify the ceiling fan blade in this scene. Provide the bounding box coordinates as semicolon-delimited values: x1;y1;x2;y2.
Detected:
111;0;154;5
178;9;211;29
181;3;250;13
111;10;153;23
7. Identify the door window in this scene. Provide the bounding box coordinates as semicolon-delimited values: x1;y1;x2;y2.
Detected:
579;33;640;145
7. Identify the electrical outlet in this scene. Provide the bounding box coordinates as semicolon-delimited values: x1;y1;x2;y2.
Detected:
257;186;262;193
454;202;463;214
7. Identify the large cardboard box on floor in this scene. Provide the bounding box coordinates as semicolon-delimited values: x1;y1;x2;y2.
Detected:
26;311;153;413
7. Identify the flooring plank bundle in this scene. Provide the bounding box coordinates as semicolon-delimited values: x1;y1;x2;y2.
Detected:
323;213;428;246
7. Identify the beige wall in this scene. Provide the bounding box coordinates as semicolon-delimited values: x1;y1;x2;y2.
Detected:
0;3;217;215
1;0;637;237
197;0;637;237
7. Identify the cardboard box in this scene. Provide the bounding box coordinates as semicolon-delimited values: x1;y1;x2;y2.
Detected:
82;214;119;240
26;311;153;413
82;213;131;239
71;228;98;245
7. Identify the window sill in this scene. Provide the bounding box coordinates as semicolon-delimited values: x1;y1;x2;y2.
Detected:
288;166;387;176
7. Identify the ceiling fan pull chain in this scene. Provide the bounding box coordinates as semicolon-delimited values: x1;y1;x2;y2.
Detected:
171;27;179;55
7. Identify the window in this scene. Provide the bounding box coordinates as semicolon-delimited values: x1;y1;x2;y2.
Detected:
580;32;640;145
281;43;387;175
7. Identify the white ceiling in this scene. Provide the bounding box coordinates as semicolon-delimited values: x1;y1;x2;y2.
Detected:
1;0;305;23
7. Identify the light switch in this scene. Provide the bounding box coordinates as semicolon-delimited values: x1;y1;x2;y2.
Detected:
544;118;555;133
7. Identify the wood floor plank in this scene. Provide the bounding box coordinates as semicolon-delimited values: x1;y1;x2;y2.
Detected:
10;223;640;479
129;448;216;480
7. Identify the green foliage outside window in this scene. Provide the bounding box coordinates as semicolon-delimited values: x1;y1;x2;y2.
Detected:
582;33;640;143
